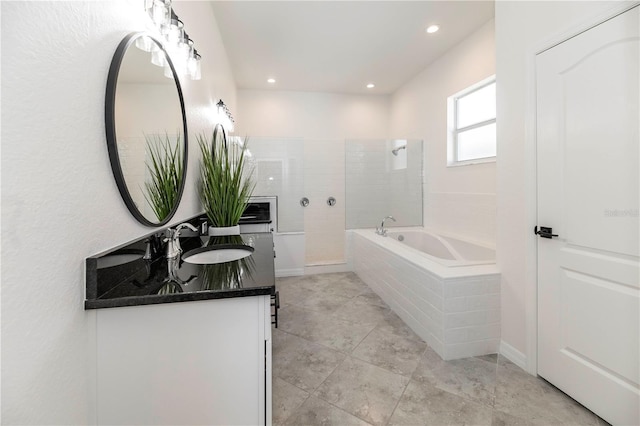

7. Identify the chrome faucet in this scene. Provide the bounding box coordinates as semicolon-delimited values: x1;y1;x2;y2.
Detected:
165;222;198;259
376;215;396;236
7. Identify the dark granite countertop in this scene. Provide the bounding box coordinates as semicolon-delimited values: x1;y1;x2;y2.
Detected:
85;222;275;309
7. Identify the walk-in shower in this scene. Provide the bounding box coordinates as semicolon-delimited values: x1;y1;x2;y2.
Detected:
243;137;423;271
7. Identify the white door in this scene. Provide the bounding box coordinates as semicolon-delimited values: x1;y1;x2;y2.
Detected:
536;6;639;425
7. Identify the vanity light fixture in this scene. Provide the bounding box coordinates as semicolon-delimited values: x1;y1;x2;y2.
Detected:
426;24;440;34
188;49;202;80
267;78;276;84
366;83;375;89
141;0;201;80
217;100;235;131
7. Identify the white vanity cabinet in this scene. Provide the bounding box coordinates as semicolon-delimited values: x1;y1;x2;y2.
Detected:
94;295;272;425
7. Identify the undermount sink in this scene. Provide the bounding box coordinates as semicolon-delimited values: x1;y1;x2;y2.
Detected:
182;244;254;265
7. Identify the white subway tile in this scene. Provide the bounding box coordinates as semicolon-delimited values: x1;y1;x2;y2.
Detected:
444;297;467;313
444;328;469;344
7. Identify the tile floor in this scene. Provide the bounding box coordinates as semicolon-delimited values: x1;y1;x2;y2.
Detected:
272;272;608;426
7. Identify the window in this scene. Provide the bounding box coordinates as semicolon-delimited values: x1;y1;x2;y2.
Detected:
447;76;496;166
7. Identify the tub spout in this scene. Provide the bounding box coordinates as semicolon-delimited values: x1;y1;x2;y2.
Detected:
376;215;396;236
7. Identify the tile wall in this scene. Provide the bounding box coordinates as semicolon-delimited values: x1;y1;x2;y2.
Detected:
246;138;305;232
425;192;497;244
345;139;423;229
303;140;346;265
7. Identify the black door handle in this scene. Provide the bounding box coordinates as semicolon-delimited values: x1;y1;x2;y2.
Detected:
535;226;558;239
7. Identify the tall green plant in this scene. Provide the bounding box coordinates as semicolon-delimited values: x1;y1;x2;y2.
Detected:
143;132;183;221
198;128;255;227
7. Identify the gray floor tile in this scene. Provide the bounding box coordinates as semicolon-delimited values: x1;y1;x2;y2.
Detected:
332;297;389;326
493;356;599;425
491;409;536;426
388;380;493;426
276;281;317;307
596;415;613;426
374;309;424;342
272;329;345;392
279;304;375;353
292;288;352;313
285;395;373;426
476;353;499;364
318;272;371;299
273;273;602;426
412;346;497;405
314;357;410;426
272;377;309;426
291;273;343;293
353;292;388;309
352;327;427;377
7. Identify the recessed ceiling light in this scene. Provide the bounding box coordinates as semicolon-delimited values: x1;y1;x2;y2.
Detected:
426;25;439;34
267;78;276;84
366;83;375;89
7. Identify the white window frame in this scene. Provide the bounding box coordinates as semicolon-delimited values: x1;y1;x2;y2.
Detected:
447;75;496;167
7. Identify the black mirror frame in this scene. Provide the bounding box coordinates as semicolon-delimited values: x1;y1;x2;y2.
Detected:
105;32;188;227
212;123;228;149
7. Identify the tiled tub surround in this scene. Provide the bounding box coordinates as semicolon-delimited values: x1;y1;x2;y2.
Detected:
85;217;276;309
351;228;500;360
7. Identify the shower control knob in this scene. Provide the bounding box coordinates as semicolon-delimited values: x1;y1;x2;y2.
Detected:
327;197;336;206
300;197;310;207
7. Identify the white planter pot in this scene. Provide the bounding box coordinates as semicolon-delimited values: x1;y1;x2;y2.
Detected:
208;225;240;236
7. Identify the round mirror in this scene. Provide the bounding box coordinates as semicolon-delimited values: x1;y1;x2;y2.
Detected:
105;32;188;226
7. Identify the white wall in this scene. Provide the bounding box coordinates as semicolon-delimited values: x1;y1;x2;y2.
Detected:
237;90;390;140
0;1;236;423
390;19;496;245
495;0;633;371
237;90;390;267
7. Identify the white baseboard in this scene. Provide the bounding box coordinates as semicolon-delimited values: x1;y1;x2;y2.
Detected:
275;268;305;278
499;340;527;371
304;263;350;275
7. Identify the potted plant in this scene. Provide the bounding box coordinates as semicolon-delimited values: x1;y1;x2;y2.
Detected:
143;132;183;222
198;125;255;235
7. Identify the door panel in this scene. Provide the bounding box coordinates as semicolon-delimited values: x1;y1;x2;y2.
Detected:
561;267;639;383
563;35;639;256
536;6;640;425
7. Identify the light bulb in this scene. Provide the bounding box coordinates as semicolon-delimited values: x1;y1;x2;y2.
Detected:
151;0;169;27
151;48;167;67
188;49;202;80
165;19;183;50
135;35;154;52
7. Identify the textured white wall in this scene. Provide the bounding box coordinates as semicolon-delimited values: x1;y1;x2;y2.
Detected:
390;20;496;245
495;0;629;370
1;1;236;423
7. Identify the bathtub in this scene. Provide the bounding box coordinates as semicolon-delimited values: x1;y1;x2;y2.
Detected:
349;228;501;360
386;230;495;267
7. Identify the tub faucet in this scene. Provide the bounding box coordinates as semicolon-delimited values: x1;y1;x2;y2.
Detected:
376;215;396;236
165;222;198;259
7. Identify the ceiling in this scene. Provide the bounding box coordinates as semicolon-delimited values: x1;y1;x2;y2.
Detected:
210;1;494;95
